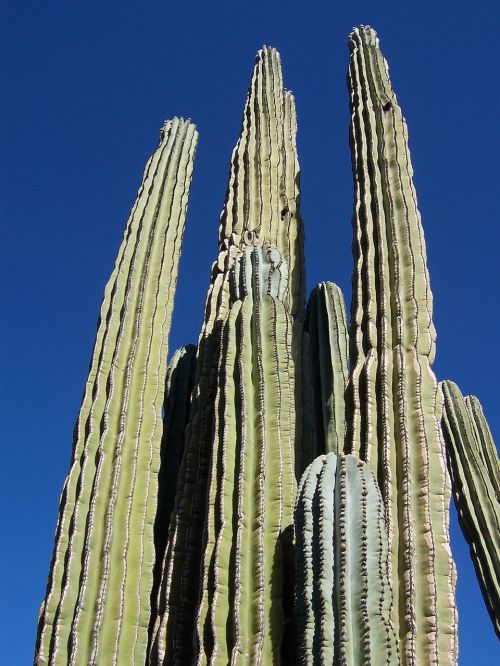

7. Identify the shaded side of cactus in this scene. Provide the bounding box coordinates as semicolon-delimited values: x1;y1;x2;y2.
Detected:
34;118;198;666
441;380;500;637
301;282;349;471
149;47;304;665
148;344;197;644
345;27;457;664
295;452;399;665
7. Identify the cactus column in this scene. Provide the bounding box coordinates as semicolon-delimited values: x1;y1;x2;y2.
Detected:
346;27;457;664
441;381;500;636
150;47;304;665
35;118;198;666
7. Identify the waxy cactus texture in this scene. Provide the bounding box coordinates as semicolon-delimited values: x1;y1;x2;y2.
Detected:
441;381;500;636
301;282;349;470
295;452;398;665
36;23;500;666
345;27;457;664
35;119;198;666
149;47;304;665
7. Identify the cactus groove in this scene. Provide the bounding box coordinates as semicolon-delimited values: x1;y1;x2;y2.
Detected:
295;452;399;665
346;26;457;664
35;118;198;666
441;381;500;637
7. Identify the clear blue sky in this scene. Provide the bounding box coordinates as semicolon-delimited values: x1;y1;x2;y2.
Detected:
1;2;499;663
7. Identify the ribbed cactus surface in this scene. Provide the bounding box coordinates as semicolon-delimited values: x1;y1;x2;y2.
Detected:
302;282;349;470
295;452;398;665
441;381;500;637
346;27;457;663
35;118;198;666
150;47;304;665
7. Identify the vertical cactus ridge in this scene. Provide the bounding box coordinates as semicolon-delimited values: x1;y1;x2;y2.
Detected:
35;118;198;666
295;452;399;665
346;26;457;664
441;381;500;637
152;241;298;665
218;46;305;319
302;283;349;471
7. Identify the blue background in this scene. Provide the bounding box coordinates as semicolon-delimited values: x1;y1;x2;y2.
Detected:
1;2;499;663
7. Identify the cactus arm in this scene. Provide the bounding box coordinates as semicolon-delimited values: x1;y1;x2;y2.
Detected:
295;452;399;665
302;282;349;469
34;119;197;666
346;26;457;663
150;47;303;665
441;381;500;636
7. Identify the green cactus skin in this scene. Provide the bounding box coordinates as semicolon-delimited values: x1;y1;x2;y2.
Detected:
148;344;197;645
295;452;399;665
345;27;457;664
441;381;500;637
302;282;349;471
149;47;304;665
34;118;198;666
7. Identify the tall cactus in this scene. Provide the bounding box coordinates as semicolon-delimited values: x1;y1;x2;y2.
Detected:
35;118;198;666
301;282;349;470
295;452;399;665
150;47;304;665
441;381;500;636
345;27;457;663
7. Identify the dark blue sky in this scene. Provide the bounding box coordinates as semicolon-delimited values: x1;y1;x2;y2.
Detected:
1;2;499;663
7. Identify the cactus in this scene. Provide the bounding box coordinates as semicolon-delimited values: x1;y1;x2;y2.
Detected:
441;380;500;636
148;344;197;646
301;282;349;470
345;27;457;663
149;47;304;665
295;452;399;665
35;118;198;666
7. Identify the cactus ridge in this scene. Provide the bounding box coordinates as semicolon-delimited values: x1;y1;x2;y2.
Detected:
346;26;457;664
441;381;500;637
35;118;198;666
295;452;399;665
302;282;349;471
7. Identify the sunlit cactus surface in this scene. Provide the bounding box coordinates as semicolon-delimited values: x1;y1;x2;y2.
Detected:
36;25;499;666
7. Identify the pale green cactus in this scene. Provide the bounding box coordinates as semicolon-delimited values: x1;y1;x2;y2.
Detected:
149;46;304;665
345;26;457;663
34;118;198;666
295;452;399;665
301;282;349;470
441;380;500;637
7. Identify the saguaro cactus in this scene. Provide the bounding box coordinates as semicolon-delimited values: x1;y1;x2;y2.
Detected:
150;47;304;665
35;118;198;666
301;282;349;470
295;452;399;665
441;381;500;636
345;27;457;663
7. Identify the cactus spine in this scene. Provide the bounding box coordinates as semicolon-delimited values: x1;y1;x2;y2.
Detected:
346;27;457;663
302;282;349;470
441;381;500;636
35;119;198;666
149;47;304;665
295;452;399;665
